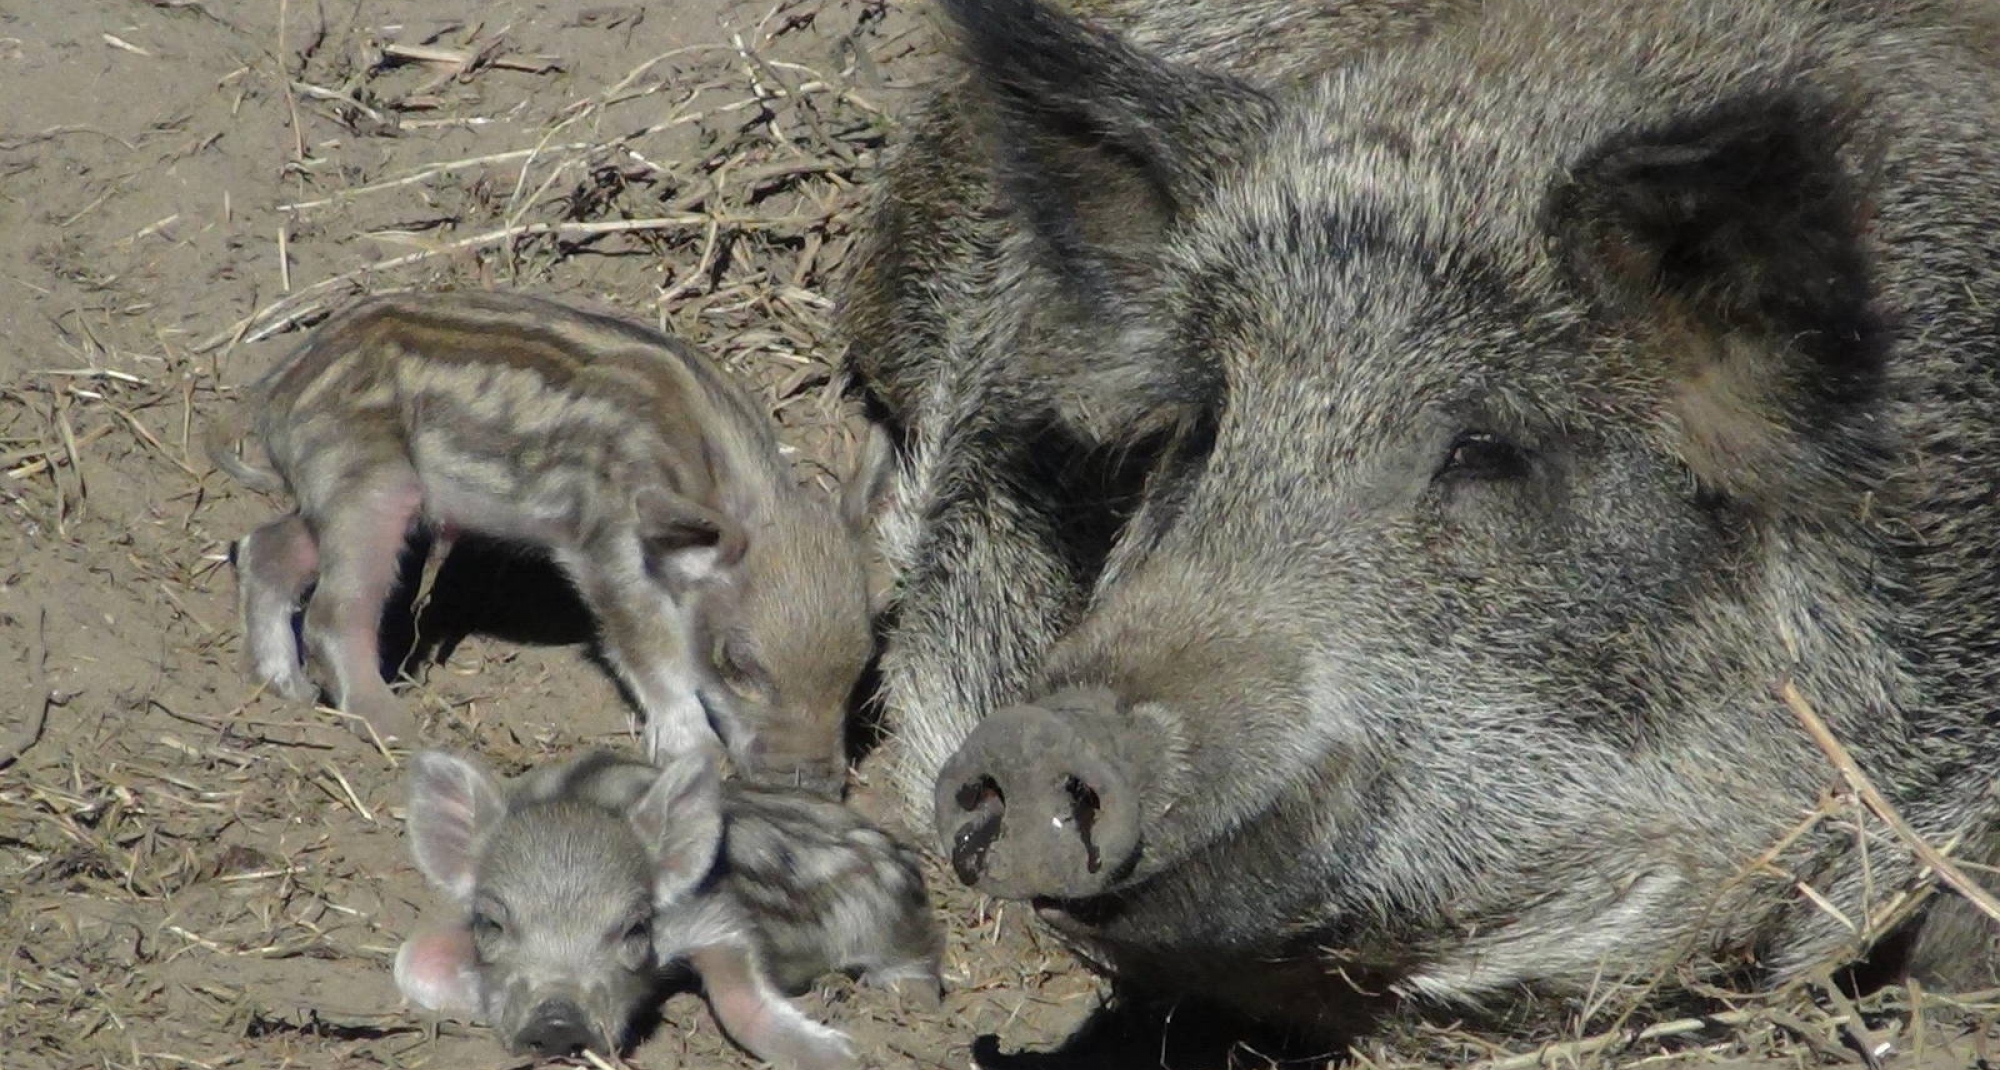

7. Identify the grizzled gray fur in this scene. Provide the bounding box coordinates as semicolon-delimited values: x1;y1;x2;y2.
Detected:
207;291;875;795
843;0;2000;1037
395;748;941;1066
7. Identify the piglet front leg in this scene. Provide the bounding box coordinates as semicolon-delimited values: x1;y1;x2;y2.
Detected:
689;942;858;1070
556;531;721;763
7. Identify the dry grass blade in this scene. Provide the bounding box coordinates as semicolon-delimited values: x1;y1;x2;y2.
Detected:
276;146;594;211
275;0;304;163
53;392;87;490
579;1048;633;1070
100;400;202;478
1780;679;2000;925
2;422;114;477
1456;1009;1775;1070
1811;973;1895;1067
0;607;55;771
103;33;154;57
379;40;563;76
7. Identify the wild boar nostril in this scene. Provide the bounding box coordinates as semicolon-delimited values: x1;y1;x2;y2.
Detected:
955;774;1003;813
948;775;1006;885
1062;775;1103;873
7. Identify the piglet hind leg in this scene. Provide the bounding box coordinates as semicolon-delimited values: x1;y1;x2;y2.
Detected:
234;514;319;702
301;473;424;743
690;943;859;1070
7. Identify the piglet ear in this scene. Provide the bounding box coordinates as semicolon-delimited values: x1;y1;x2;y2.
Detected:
635;486;747;587
393;924;482;1015
627;748;725;902
840;423;897;536
405;750;508;904
840;424;900;615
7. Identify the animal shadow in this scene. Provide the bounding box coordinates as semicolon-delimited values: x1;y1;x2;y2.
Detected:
381;533;598;684
971;992;1352;1070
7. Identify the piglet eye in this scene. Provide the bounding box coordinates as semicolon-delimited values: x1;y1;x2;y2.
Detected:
712;637;744;681
1439;431;1530;481
471;911;504;939
624;918;651;944
712;637;764;694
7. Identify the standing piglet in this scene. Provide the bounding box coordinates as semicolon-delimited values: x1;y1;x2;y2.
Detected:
393;748;942;1066
208;290;878;794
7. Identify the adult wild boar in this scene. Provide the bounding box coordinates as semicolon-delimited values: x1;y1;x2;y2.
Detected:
842;0;2000;1036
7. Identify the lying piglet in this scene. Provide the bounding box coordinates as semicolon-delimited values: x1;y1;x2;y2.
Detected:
394;747;942;1066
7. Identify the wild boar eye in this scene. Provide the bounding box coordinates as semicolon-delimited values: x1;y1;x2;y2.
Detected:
1438;431;1530;482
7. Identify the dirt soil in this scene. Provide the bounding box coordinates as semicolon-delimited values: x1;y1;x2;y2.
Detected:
0;1;1996;1069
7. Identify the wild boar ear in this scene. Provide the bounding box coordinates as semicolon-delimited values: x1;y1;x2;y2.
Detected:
1553;91;1888;505
635;486;747;587
941;0;1277;302
628;748;725;902
406;750;508;904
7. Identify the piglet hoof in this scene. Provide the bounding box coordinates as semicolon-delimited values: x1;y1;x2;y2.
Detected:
933;696;1141;900
259;663;318;704
343;688;419;746
793;1034;860;1070
864;967;944;1012
900;978;945;1014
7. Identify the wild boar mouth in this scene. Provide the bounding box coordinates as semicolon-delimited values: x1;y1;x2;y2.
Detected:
1029;891;1130;932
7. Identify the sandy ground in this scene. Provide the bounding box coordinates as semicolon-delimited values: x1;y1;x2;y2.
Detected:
0;1;1996;1068
0;1;1105;1067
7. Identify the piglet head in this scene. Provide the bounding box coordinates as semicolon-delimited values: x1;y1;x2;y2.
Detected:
635;438;889;799
398;749;724;1058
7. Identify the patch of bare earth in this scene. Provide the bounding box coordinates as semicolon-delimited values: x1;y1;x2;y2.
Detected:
0;1;1995;1068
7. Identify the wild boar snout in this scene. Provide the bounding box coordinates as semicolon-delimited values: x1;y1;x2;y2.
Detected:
932;693;1143;900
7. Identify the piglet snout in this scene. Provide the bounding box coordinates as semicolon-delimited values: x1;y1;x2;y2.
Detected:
512;998;596;1058
738;737;846;799
933;696;1142;900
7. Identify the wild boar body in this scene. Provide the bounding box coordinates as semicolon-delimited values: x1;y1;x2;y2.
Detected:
844;0;2000;1031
